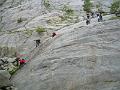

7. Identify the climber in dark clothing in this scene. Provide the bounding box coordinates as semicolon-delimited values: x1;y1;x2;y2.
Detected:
87;13;90;19
86;13;90;25
86;18;90;25
52;32;56;37
35;39;41;47
99;14;103;21
91;12;94;18
97;13;99;17
97;13;103;22
97;14;100;22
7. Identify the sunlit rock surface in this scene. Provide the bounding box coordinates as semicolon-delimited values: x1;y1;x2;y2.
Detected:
12;19;120;90
0;0;84;31
0;0;113;31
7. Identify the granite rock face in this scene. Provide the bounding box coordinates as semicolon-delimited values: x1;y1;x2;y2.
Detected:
0;70;12;87
0;0;84;54
0;0;84;31
0;0;113;31
0;0;118;90
91;0;113;11
12;19;120;90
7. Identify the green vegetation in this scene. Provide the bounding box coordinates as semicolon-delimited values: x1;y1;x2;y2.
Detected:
47;16;62;25
62;5;74;15
109;16;120;20
43;0;50;9
60;5;75;22
0;46;17;58
102;12;109;16
17;18;23;23
25;30;33;36
9;66;19;75
96;1;104;13
110;0;120;13
96;4;100;9
59;15;71;21
36;26;46;34
83;0;92;12
59;16;67;21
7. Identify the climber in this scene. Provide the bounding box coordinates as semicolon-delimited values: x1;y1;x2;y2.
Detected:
86;13;90;25
86;13;90;19
99;13;103;22
91;12;94;18
52;32;56;37
97;13;99;17
96;12;100;17
97;14;100;22
35;39;41;47
19;58;27;67
86;18;90;25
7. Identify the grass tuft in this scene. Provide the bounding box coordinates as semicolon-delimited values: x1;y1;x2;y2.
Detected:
36;26;46;34
109;16;120;20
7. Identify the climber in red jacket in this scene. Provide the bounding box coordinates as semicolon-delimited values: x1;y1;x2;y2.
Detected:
19;58;27;67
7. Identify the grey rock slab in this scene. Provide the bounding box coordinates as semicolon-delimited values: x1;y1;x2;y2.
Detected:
0;0;113;31
7;58;16;63
0;70;12;87
12;20;120;90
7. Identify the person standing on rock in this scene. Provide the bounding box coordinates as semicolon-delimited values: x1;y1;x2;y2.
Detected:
96;13;99;17
34;39;41;47
86;13;90;25
97;13;103;22
97;13;100;22
86;13;90;19
99;13;103;22
91;12;94;18
86;19;90;25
